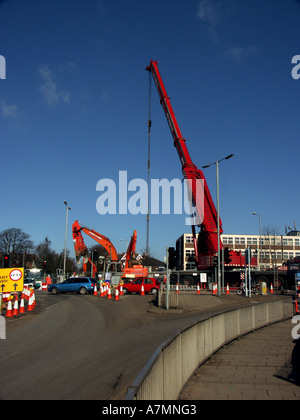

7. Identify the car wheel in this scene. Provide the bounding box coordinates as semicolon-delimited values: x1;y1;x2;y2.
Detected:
123;288;129;295
79;287;87;295
151;288;158;295
51;287;59;295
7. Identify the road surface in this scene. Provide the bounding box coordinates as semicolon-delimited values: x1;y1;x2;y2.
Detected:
0;291;201;400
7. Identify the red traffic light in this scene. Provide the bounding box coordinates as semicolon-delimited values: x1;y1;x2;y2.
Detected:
3;253;10;268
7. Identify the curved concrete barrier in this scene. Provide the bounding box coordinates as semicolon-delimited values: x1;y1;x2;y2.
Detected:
126;298;293;400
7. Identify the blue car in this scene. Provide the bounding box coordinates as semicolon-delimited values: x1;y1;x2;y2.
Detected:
48;277;99;295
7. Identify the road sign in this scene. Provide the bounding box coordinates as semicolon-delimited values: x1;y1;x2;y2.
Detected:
0;267;24;293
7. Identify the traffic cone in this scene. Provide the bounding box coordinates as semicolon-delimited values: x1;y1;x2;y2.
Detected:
197;283;200;295
25;287;30;301
12;297;19;317
5;300;13;318
119;284;123;296
93;284;97;296
19;294;26;314
100;284;104;297
107;285;112;300
226;283;230;295
27;293;34;311
114;288;120;301
270;283;274;294
212;283;217;295
32;291;36;307
141;284;145;296
176;283;179;295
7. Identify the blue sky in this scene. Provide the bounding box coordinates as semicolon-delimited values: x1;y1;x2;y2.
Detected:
1;0;299;262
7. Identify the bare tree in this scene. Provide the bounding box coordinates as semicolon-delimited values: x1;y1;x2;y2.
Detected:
0;228;34;254
262;225;280;236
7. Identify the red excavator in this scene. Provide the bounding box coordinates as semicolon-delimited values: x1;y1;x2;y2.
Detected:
72;220;148;279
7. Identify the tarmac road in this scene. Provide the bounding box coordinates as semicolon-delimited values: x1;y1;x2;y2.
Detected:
0;290;204;400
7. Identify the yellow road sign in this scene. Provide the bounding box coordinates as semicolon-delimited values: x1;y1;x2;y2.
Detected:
0;267;24;293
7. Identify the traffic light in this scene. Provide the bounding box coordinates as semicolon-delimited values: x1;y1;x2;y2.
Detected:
3;253;10;268
43;261;47;270
224;248;232;264
93;250;99;262
213;255;218;266
168;247;177;269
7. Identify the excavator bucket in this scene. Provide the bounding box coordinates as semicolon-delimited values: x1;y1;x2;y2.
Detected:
72;220;88;264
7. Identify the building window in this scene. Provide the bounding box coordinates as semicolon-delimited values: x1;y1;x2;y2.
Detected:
235;237;245;245
186;263;196;270
185;249;195;257
185;235;193;244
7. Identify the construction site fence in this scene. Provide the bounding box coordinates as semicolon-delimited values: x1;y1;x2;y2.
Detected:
126;297;293;400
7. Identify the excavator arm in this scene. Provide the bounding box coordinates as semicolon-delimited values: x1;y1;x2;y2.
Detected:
146;60;222;267
72;220;118;264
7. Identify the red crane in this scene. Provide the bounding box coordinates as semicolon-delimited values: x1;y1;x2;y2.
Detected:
146;60;247;269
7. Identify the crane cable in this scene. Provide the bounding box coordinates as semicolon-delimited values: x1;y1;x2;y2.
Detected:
146;72;152;256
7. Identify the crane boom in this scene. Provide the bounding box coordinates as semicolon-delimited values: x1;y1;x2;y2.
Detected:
146;60;223;267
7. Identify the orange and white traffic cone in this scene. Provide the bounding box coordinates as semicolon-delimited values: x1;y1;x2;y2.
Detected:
270;283;274;294
141;284;145;296
197;283;200;295
114;288;120;301
226;283;230;294
176;283;179;295
19;294;26;314
5;300;13;318
12;297;19;317
212;283;217;295
100;284;104;297
27;293;34;311
107;285;112;300
93;284;97;296
119;284;123;296
32;291;36;307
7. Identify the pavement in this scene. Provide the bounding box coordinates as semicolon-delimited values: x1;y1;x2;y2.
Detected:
173;292;300;400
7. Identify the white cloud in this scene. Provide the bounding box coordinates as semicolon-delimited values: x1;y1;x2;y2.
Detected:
196;0;258;61
38;64;70;107
0;100;18;117
226;45;258;61
196;0;228;44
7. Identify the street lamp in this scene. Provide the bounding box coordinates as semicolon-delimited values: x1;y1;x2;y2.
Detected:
63;201;71;280
252;211;261;270
203;154;234;296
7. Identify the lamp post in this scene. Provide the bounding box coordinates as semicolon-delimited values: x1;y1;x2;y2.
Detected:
203;154;234;295
120;238;129;250
63;201;71;280
252;211;261;270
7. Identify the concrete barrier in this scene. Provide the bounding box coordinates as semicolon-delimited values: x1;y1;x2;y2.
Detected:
126;297;292;400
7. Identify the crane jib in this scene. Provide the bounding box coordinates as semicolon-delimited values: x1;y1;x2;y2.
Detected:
146;60;223;263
